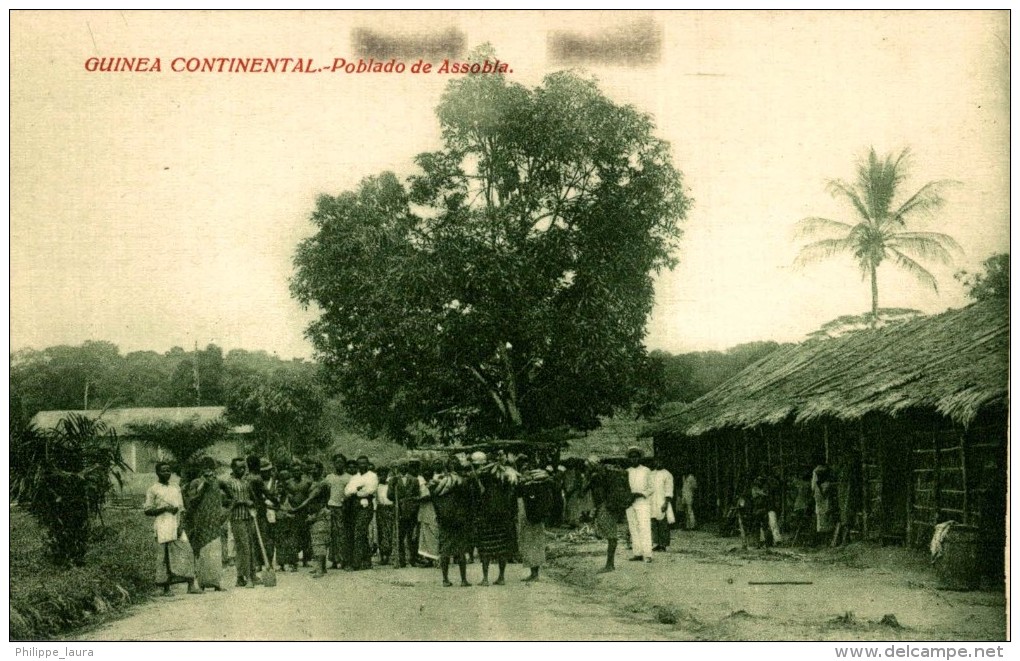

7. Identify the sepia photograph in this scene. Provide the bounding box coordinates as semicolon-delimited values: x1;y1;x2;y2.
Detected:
8;9;1010;646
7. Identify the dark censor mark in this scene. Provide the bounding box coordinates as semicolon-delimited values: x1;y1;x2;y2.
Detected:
548;18;662;66
83;56;511;75
352;27;465;60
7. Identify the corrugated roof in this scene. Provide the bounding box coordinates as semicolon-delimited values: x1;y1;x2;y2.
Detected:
644;301;1008;438
30;406;253;435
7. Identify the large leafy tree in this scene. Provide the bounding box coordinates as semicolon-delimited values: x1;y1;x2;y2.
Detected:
224;352;328;458
956;252;1009;303
293;63;690;441
795;147;961;323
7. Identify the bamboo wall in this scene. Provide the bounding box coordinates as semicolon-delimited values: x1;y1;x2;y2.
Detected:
653;406;1006;552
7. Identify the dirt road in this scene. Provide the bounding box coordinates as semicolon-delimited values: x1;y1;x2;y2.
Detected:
550;531;1007;641
76;562;671;641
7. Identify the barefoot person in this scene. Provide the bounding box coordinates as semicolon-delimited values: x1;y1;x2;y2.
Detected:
516;456;552;582
471;451;517;586
650;457;675;552
392;461;422;567
324;454;353;570
183;456;227;591
221;457;258;587
416;461;441;567
287;460;331;578
588;456;629;573
431;457;477;587
344;455;379;570
625;447;654;563
144;461;200;596
375;466;395;565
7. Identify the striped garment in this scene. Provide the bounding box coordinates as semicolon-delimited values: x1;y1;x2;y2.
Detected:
222;476;254;522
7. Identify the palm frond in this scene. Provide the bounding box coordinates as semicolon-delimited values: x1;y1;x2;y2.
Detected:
889;248;938;291
888;235;954;265
857;148;905;220
794;217;856;239
794;237;857;268
890;230;963;255
824;179;870;221
891;180;957;221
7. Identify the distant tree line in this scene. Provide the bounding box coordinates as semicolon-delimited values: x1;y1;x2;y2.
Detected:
9;343;328;457
649;341;790;405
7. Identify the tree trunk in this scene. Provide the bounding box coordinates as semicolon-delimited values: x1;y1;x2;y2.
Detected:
496;344;524;430
870;264;879;327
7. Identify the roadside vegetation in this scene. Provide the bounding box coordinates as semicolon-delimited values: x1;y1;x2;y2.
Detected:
10;506;155;641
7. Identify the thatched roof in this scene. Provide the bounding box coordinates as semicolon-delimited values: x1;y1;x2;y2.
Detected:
30;406;253;435
644;301;1008;438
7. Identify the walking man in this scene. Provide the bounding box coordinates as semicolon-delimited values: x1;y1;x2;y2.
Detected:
588;456;629;573
625;447;654;562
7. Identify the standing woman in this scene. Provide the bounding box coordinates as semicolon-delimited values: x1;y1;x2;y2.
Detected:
516;456;552;582
184;456;227;591
416;461;441;567
430;457;477;587
472;451;517;586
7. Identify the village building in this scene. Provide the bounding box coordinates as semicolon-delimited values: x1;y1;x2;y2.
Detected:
643;301;1007;578
30;405;252;474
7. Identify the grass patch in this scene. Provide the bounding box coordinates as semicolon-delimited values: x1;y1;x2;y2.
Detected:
10;506;157;640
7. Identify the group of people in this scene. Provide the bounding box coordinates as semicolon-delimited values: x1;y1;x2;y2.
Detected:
142;446;697;595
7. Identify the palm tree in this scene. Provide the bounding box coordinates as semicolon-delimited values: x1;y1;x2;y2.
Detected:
795;147;961;324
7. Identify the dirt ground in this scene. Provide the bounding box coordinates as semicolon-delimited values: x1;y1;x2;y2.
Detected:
545;528;1007;641
75;559;674;641
75;528;1005;641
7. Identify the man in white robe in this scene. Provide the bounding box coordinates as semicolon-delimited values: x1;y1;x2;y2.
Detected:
625;447;654;562
649;458;675;551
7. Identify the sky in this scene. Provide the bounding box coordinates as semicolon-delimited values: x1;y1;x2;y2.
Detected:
9;10;1010;360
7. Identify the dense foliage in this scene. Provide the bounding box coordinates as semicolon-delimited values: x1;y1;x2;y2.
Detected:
10;507;155;640
956;252;1009;303
225;358;328;459
9;414;129;566
127;418;229;482
651;341;789;404
293;61;690;441
10;342;227;422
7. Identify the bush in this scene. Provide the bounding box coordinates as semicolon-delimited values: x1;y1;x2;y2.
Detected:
10;414;129;565
10;506;156;640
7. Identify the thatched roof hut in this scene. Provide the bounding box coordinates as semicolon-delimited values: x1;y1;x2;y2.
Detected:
644;301;1007;554
645;301;1007;439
